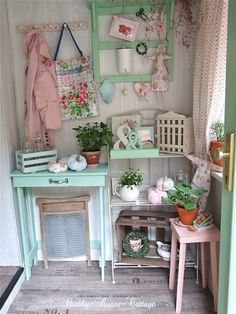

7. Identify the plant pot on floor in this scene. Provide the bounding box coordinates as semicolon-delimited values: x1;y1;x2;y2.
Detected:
209;140;224;167
177;206;199;225
82;151;101;167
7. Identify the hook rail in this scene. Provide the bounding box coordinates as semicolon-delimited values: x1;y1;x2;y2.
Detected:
16;21;88;33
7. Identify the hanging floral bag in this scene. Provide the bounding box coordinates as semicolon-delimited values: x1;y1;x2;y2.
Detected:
54;23;99;120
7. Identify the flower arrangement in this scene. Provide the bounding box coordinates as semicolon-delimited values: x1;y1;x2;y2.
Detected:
73;122;113;152
60;82;95;118
162;182;207;211
118;169;143;188
210;121;224;142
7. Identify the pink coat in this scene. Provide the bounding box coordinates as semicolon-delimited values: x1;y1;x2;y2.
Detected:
23;30;61;147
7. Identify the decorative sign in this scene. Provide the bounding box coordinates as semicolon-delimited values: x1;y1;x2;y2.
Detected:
109;16;140;42
111;114;141;143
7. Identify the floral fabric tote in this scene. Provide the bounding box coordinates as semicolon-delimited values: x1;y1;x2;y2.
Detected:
54;23;99;120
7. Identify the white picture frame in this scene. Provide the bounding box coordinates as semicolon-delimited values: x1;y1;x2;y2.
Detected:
109;16;140;42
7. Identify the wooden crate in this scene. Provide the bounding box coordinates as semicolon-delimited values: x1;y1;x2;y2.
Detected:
115;209;176;266
156;111;193;154
16;149;57;173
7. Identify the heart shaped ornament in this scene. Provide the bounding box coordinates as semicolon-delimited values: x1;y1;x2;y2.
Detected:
134;82;150;101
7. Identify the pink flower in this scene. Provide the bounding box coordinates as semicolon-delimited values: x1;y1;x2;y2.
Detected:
82;92;88;99
119;24;126;34
78;87;85;93
83;82;88;88
126;26;131;34
67;94;75;100
76;97;85;105
61;103;67;109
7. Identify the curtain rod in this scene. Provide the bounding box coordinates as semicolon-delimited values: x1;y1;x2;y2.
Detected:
16;21;88;33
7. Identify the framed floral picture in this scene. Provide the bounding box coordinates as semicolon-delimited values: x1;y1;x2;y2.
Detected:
109;16;140;42
135;126;155;146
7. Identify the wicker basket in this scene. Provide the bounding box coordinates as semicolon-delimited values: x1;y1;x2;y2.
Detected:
156;111;193;154
16;149;57;173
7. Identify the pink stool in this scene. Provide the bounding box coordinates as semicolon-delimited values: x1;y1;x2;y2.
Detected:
169;218;220;313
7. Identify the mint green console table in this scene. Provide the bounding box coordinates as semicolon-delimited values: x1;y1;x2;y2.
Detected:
11;164;108;281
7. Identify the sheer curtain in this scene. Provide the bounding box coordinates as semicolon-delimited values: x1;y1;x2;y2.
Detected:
193;0;228;159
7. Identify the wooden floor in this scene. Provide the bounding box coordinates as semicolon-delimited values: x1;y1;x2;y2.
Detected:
8;261;215;314
0;267;20;297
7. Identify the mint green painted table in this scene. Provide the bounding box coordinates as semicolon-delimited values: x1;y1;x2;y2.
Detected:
11;164;108;281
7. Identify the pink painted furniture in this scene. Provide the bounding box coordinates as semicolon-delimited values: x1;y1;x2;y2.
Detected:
169;218;220;313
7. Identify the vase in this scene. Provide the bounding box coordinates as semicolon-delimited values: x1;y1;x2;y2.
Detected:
209;140;224;167
115;185;140;202
82;151;101;167
117;48;133;73
177;206;199;225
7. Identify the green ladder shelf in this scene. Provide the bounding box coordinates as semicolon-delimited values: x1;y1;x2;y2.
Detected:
87;0;174;83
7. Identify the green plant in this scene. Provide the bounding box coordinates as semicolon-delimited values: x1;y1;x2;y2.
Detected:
210;121;224;142
73;122;113;152
162;182;207;211
118;169;143;188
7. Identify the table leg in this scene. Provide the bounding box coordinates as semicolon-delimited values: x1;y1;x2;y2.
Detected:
169;232;177;290
210;241;218;312
176;243;186;314
99;186;105;281
200;242;207;288
17;187;31;280
26;188;38;265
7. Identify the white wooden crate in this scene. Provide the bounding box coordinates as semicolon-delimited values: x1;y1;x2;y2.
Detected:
156;111;193;154
16;149;57;173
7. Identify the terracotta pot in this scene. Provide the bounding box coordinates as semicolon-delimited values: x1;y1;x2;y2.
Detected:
82;151;101;167
210;140;224;167
177;206;199;225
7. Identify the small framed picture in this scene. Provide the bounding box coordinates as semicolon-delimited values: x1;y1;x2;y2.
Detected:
135;126;155;146
109;16;140;42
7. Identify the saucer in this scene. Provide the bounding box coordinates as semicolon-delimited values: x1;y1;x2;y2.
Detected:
173;217;189;228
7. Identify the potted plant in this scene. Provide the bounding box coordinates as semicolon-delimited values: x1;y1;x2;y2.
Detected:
115;169;143;202
162;182;207;225
73;122;113;166
209;121;224;167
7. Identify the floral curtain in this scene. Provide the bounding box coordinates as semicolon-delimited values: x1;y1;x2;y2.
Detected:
193;0;228;159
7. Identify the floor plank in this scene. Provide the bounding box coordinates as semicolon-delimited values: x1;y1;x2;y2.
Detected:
8;262;215;314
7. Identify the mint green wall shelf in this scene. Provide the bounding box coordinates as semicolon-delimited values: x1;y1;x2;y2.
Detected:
110;148;159;159
87;0;174;83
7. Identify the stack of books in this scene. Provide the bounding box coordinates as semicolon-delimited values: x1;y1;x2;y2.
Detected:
193;211;214;231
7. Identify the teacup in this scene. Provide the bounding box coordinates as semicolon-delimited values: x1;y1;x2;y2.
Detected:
129;238;143;252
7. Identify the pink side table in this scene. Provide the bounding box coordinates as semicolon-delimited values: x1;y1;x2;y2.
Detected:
169;218;220;313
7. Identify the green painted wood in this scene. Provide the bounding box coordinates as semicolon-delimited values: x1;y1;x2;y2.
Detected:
11;164;108;280
218;2;236;313
89;0;174;84
99;40;166;50
110;148;159;159
99;74;152;83
11;165;108;188
91;1;100;83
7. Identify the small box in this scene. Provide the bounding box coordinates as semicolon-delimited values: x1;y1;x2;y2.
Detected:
156;111;193;154
16;149;57;173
